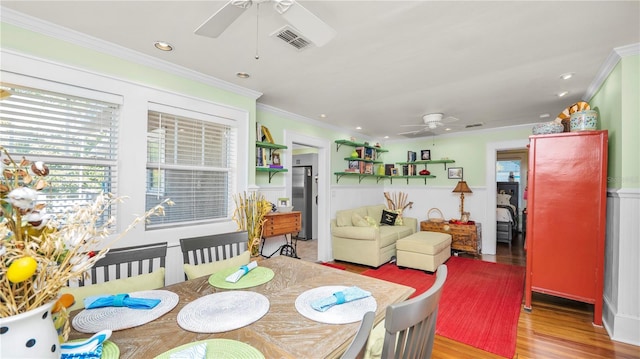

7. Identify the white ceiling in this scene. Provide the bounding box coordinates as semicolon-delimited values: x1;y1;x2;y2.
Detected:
2;1;639;140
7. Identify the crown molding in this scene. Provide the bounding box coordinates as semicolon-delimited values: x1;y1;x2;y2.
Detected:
584;43;640;101
0;7;262;100
256;103;375;141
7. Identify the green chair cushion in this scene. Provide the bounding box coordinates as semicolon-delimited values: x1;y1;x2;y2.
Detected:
61;268;166;312
183;250;250;280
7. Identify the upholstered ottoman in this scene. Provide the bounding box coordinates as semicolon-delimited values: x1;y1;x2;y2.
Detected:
396;231;452;272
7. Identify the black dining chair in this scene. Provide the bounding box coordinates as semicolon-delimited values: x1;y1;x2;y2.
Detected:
179;231;249;279
83;241;168;286
341;311;376;359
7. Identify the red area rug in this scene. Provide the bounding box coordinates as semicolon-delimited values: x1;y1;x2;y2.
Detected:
320;262;346;270
362;256;525;358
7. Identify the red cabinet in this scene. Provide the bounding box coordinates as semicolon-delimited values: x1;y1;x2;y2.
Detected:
524;130;608;325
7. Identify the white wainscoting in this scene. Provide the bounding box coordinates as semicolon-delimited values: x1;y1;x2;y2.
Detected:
603;188;640;345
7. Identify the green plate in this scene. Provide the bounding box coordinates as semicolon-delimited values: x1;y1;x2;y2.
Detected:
154;339;264;359
64;339;119;359
208;266;274;289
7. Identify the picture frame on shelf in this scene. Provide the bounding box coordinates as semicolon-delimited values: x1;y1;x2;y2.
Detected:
390;168;399;176
364;162;374;174
448;167;463;179
272;152;281;165
421;150;431;160
348;160;359;170
278;198;290;207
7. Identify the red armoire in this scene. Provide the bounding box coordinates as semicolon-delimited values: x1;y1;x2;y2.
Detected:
525;130;608;325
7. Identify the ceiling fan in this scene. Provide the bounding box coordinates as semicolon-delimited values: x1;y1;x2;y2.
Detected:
398;113;460;136
194;0;336;47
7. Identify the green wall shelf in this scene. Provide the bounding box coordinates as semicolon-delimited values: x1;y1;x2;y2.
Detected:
395;159;455;170
257;167;288;182
334;139;388;153
334;172;388;184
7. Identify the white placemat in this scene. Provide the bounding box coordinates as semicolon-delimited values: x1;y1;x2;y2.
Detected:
177;291;269;333
295;286;377;324
72;290;179;333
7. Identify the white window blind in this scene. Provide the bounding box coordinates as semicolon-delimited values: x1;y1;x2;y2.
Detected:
0;82;120;215
146;108;236;228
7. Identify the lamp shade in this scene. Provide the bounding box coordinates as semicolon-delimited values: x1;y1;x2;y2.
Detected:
452;181;472;193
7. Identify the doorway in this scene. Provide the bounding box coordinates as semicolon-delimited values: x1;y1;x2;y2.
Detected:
284;131;331;262
484;139;529;255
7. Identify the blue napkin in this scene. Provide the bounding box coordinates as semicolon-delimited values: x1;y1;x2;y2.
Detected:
61;344;103;359
311;286;372;312
84;293;161;310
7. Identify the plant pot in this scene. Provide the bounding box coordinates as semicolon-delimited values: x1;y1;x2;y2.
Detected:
0;300;60;358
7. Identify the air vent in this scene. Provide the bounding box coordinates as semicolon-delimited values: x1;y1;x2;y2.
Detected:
465;123;484;128
271;25;312;51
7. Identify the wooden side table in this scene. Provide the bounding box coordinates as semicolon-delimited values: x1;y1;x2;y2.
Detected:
420;220;482;254
260;211;302;258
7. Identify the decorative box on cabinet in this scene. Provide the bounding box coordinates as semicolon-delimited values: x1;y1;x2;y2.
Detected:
420;221;481;254
524;130;608;326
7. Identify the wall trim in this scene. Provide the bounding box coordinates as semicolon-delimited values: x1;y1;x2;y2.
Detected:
584;42;640;101
1;7;262;100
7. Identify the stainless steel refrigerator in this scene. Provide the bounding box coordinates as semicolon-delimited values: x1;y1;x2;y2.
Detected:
292;166;313;240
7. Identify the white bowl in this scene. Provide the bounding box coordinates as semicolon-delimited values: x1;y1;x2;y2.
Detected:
277;206;294;213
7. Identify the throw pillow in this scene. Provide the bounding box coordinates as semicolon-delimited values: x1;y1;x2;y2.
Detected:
352;212;370;227
387;209;404;226
497;193;512;206
183;250;250;280
380;210;398;226
61;268;166;312
364;215;379;229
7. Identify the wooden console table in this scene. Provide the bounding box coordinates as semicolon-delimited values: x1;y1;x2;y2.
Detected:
260;211;302;258
420;220;482;254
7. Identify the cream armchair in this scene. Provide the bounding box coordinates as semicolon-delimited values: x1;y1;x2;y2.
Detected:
331;204;417;267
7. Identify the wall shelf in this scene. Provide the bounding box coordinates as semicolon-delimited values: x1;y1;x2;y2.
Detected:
256;141;288;183
389;175;436;184
334;172;388;184
395;159;456;170
335;139;388;153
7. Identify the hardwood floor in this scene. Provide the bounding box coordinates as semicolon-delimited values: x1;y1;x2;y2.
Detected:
296;234;640;359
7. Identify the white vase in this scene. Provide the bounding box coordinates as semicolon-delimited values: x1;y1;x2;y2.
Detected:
0;300;60;358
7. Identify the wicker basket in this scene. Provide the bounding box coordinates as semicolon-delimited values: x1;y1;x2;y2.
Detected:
427;208;445;223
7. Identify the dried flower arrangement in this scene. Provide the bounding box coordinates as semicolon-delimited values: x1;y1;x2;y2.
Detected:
232;192;272;256
0;146;170;317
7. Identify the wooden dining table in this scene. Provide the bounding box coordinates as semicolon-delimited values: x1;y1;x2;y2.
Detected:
67;256;414;358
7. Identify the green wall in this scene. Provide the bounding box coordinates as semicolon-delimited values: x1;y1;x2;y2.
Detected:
589;55;640;190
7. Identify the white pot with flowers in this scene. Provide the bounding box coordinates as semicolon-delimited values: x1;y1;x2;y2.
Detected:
0;147;169;358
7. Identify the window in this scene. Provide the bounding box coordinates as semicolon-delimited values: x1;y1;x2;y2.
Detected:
496;160;521;182
0;82;120;216
146;106;236;228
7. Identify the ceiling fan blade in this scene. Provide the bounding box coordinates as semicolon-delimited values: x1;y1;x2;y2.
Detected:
400;124;428;127
277;1;336;47
194;0;250;38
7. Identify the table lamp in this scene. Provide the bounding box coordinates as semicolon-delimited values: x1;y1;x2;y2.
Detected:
452;180;472;221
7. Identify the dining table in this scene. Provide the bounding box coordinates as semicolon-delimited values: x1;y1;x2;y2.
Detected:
67;255;415;358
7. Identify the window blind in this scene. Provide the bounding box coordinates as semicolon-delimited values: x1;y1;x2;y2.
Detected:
146;109;236;228
0;83;120;215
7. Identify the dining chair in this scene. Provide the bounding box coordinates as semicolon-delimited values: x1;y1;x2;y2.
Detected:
85;241;168;286
341;311;376;359
380;264;448;359
179;231;249;279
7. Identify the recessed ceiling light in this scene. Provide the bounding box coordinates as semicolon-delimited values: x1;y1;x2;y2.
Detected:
557;91;569;98
560;72;574;80
154;41;173;51
539;113;550;118
356;126;362;130
384;136;389;139
444;128;452;131
319;114;327;118
236;72;250;79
